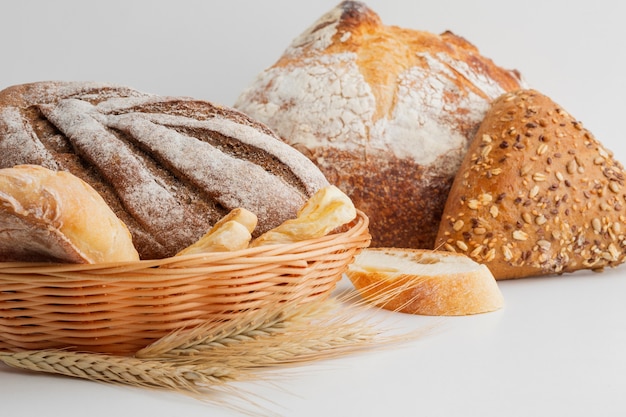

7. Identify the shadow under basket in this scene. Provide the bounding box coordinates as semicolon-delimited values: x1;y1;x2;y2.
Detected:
0;211;370;356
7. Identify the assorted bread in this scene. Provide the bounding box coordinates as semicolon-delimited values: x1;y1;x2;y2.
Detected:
1;2;625;317
178;184;357;254
0;81;330;260
347;248;504;315
0;161;357;262
235;0;524;250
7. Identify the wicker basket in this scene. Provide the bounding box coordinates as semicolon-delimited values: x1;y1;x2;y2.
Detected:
0;211;370;356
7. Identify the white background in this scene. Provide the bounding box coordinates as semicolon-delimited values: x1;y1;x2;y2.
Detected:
2;1;626;416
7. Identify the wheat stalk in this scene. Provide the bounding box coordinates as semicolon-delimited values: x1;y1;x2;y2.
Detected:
138;297;388;367
0;349;240;390
0;349;278;417
137;296;343;359
0;294;409;383
137;306;292;358
0;292;429;416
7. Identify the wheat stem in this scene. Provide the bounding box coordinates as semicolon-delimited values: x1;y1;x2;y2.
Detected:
0;294;429;416
137;297;338;358
138;296;395;369
0;350;243;391
137;310;289;358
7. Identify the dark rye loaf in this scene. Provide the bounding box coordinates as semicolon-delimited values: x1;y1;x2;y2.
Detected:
0;81;329;259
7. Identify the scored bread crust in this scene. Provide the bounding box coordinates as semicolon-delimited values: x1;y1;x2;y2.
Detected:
0;165;139;263
235;0;524;249
347;248;504;316
435;89;626;279
0;81;330;259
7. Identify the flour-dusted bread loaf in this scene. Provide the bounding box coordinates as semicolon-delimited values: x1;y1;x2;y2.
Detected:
435;90;626;279
0;81;329;259
235;1;524;249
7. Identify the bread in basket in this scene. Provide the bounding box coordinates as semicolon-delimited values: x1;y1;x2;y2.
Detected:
0;169;370;356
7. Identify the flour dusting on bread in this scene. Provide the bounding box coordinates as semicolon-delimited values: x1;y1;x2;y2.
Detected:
235;1;524;249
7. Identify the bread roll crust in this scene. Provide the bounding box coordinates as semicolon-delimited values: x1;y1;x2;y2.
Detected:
436;89;626;279
235;1;524;249
0;81;330;259
0;165;139;263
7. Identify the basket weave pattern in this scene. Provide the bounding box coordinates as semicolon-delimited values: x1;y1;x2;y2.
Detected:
0;211;370;356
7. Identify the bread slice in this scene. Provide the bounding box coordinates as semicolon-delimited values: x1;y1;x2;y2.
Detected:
346;248;504;316
0;164;139;263
435;89;626;279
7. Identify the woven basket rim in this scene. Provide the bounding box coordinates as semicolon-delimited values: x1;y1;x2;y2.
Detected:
0;210;370;279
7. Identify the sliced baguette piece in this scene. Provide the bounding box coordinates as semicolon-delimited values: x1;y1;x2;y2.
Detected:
346;248;504;316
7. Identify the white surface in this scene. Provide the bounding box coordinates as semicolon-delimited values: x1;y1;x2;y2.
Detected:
2;1;626;416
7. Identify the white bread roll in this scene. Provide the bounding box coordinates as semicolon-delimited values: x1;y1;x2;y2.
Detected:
0;164;139;263
346;248;504;316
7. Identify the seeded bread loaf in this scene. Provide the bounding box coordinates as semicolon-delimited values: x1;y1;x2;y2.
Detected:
435;89;626;279
235;0;524;249
0;81;330;259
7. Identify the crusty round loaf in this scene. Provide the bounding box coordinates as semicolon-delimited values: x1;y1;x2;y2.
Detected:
234;0;524;249
0;81;329;259
346;248;504;316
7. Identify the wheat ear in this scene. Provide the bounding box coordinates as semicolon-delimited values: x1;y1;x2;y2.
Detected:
0;349;241;391
0;292;431;415
136;292;419;371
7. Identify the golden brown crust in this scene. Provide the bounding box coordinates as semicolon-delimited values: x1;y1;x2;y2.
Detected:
435;89;626;279
346;248;504;316
175;208;257;255
0;165;139;263
250;185;356;246
235;1;524;249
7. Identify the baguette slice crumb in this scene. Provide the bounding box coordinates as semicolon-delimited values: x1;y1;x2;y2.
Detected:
347;248;504;316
